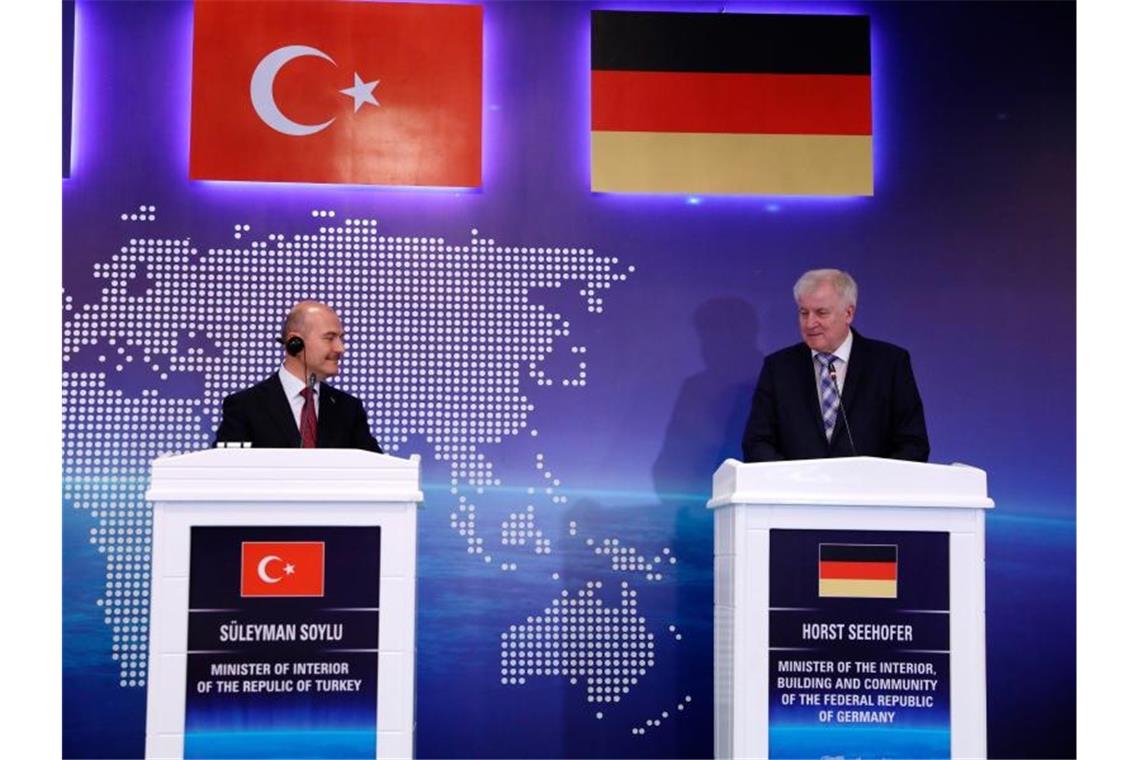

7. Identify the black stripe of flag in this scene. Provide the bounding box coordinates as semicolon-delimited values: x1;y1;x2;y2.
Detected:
820;544;897;563
591;11;870;75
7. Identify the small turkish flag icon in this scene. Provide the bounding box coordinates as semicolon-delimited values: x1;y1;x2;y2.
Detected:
241;541;325;597
190;0;483;187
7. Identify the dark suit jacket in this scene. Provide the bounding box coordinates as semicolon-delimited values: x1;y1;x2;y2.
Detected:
742;330;929;462
213;374;383;453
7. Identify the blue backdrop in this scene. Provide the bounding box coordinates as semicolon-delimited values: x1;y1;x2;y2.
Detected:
62;1;1075;758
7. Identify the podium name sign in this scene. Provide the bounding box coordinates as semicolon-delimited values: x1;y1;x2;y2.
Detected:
768;529;950;759
184;526;381;759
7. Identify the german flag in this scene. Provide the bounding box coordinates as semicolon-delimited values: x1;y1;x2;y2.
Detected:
818;544;897;598
591;11;871;196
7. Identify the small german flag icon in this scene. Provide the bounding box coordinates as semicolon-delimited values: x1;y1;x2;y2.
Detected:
818;543;897;598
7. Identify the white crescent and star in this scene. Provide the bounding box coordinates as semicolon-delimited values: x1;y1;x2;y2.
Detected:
256;555;297;583
249;45;380;136
341;72;380;112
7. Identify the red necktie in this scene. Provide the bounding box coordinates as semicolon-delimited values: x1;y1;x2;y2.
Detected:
299;387;317;448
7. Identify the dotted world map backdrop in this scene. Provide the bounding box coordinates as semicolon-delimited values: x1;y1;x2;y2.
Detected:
64;201;708;757
63;3;1076;758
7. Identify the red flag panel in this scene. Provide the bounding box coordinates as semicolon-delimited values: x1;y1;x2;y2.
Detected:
190;1;482;186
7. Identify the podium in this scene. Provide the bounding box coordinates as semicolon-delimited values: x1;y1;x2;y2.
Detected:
709;457;993;760
143;448;422;760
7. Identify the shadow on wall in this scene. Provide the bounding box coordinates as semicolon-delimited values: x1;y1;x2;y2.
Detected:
652;297;765;510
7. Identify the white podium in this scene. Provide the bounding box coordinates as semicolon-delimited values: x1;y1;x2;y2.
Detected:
709;457;993;760
144;448;422;760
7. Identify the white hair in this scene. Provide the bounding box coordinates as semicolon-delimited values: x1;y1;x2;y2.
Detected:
793;269;858;308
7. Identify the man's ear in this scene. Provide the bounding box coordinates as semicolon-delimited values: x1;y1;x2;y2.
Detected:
284;335;305;356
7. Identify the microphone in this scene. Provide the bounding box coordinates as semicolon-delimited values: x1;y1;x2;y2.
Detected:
828;361;858;456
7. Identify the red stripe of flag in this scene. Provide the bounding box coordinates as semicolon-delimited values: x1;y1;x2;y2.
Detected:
592;70;871;136
819;560;897;581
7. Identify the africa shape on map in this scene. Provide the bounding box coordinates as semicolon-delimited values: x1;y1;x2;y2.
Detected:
62;211;689;732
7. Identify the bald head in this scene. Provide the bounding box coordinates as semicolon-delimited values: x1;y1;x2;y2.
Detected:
281;301;337;342
281;301;345;382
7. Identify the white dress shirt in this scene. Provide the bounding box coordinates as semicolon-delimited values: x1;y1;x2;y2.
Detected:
278;365;319;429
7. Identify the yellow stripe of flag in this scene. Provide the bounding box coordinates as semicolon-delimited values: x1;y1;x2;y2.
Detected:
591;131;872;196
819;578;897;599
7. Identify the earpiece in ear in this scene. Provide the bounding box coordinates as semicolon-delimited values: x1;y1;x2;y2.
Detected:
285;335;304;356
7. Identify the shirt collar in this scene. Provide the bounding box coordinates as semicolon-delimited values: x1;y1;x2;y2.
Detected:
811;329;854;363
278;365;318;398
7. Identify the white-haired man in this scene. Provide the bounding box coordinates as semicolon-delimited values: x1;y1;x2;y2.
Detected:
742;269;929;462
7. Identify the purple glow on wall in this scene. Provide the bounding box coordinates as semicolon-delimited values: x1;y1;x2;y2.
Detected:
571;3;594;192
171;2;194;185
480;2;504;193
68;1;196;185
869;11;890;191
67;0;92;181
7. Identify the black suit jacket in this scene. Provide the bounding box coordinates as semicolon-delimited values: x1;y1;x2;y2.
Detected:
741;330;929;462
213;374;383;452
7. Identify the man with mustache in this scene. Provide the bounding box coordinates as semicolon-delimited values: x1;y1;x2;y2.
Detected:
214;300;382;452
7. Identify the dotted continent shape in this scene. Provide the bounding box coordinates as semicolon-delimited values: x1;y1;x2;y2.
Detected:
500;581;655;705
62;212;632;687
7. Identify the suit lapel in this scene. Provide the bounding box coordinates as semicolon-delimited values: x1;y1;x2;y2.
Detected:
797;345;830;445
262;375;302;447
316;383;338;447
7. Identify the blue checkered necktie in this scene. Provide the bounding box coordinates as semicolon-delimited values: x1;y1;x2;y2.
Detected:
816;353;840;441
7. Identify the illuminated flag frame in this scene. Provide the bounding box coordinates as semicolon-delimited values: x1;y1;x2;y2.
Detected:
590;10;872;196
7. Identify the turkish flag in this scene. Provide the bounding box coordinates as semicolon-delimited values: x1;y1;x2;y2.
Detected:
190;1;482;187
241;541;326;597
